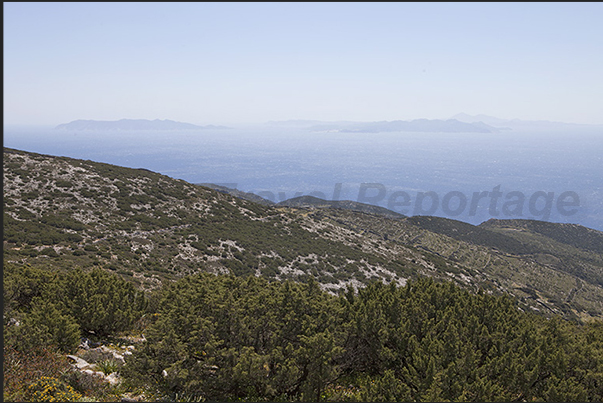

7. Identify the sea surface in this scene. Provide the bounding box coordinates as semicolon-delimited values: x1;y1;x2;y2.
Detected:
5;125;603;231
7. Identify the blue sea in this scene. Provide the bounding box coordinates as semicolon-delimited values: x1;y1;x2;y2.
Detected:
4;125;603;232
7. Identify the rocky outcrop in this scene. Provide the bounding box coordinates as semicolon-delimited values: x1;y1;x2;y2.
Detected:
67;344;131;386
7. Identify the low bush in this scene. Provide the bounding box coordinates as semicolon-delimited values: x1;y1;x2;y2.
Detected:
25;376;82;402
3;346;73;402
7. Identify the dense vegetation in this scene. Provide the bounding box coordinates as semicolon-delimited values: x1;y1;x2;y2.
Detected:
4;147;603;401
124;274;603;402
3;264;147;401
5;264;603;401
4;264;147;351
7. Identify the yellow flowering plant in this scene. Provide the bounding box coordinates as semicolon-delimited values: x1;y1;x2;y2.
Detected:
25;376;82;402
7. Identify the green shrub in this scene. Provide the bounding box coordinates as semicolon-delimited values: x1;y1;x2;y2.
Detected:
40;247;59;257
84;244;98;252
96;359;120;375
6;298;80;354
60;268;147;336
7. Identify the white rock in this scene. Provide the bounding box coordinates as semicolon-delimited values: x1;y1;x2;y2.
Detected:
100;345;126;364
67;355;91;370
83;369;105;378
106;373;120;385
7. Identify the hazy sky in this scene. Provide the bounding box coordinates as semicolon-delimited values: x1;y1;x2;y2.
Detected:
4;2;603;126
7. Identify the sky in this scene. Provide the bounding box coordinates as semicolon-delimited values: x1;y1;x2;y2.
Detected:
4;2;603;126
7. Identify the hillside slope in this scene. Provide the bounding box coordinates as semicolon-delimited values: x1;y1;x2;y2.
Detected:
4;147;603;320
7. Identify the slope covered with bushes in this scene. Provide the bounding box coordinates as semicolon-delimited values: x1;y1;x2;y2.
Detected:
124;274;603;402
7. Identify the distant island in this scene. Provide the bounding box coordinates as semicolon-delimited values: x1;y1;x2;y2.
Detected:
54;119;230;131
333;119;500;134
266;115;603;133
267;119;501;133
451;113;603;130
